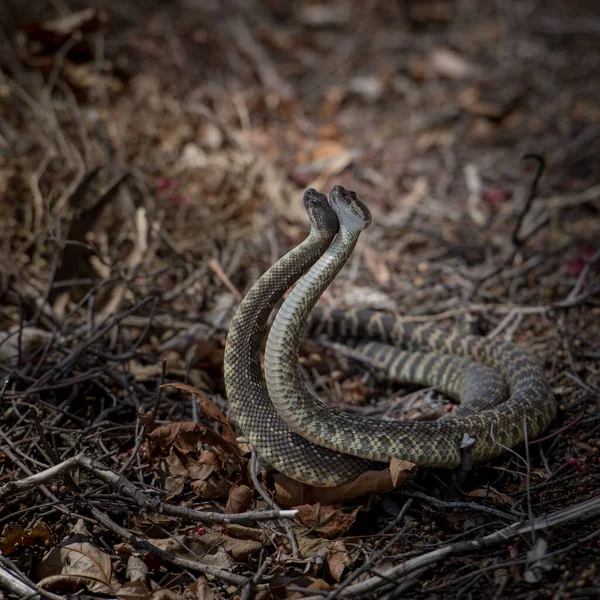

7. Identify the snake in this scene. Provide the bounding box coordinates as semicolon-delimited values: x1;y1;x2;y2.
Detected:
261;185;556;483
224;186;551;486
224;189;372;486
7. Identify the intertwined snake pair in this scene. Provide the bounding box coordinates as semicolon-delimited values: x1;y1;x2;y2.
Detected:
223;186;556;487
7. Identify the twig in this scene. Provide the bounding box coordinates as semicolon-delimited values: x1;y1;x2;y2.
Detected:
250;449;299;558
302;495;600;598
513;154;545;247
239;556;272;600
208;258;243;302
323;499;413;600
0;453;83;499
76;454;297;525
87;505;251;587
0;556;64;600
397;491;519;522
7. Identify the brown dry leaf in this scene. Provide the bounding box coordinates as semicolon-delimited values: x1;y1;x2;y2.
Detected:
289;578;332;598
127;361;163;381
0;521;52;555
115;580;151;600
147;421;239;460
225;482;253;514
161;383;238;446
157;453;187;499
389;457;417;488
149;589;185;600
467;487;516;506
149;534;229;570
295;504;359;538
297;536;332;561
150;529;261;565
36;8;104;36
273;463;413;507
126;555;148;583
327;540;353;582
458;83;524;119
189;450;232;500
37;519;117;594
188;577;215;600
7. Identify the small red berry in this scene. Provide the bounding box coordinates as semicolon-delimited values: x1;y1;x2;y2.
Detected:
567;457;577;466
576;486;587;495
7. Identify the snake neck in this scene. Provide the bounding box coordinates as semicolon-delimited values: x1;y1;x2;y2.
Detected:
223;202;373;486
264;222;361;436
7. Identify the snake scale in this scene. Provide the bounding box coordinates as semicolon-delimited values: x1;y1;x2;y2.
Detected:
225;186;556;486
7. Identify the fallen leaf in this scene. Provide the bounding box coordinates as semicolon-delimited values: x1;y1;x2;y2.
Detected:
225;482;253;514
274;465;407;507
467;487;516;506
115;580;151;600
295;504;359;538
147;421;239;460
389;458;417;487
0;327;53;363
0;521;52;555
327;540;353;582
289;578;332;598
125;555;148;583
188;577;215;600
37;519;116;594
161;383;238;446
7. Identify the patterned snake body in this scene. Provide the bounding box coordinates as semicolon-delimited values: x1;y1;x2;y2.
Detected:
263;186;556;480
225;186;556;486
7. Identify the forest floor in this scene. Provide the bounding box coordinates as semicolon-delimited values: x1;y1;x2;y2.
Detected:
1;1;599;598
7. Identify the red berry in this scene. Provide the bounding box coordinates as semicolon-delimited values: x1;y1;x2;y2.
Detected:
567;457;577;466
577;486;587;495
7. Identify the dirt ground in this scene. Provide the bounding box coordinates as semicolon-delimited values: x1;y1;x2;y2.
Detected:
1;1;599;598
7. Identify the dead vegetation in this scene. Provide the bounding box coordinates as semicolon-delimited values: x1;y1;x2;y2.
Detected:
0;1;599;598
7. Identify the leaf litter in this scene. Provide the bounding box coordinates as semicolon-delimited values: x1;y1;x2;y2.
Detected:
0;1;599;598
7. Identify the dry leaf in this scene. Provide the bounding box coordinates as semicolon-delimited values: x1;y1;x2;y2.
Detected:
273;462;414;507
147;421;239;460
467;487;516;506
389;457;417;488
126;555;148;583
295;504;359;538
327;540;353;582
161;383;238;446
289;578;332;598
188;577;215;600
37;519;116;594
0;521;52;555
115;580;151;600
0;327;53;363
225;482;253;514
